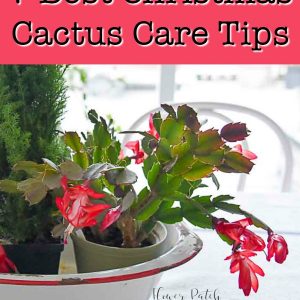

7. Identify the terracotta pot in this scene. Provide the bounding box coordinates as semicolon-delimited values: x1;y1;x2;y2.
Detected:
71;222;169;273
0;223;202;300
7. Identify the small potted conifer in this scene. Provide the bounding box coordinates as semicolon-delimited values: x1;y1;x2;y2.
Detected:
0;65;68;274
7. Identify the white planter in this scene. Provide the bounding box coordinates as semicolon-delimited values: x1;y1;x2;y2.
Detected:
0;224;202;300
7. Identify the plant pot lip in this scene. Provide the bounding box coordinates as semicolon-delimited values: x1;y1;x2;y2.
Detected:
0;223;202;286
71;221;168;252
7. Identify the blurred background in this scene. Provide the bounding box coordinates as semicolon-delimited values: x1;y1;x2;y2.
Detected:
63;64;300;193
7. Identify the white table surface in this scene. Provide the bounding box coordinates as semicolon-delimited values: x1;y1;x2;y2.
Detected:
155;192;300;300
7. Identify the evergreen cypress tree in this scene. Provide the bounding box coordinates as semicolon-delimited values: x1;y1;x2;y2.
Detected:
0;65;68;243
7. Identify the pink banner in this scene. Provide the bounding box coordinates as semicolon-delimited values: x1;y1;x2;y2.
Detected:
0;1;299;63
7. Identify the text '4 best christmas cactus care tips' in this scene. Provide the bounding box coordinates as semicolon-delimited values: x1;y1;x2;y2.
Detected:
0;0;297;63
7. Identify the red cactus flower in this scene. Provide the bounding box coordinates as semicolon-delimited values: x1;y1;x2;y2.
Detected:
147;113;160;139
56;176;110;241
233;144;257;160
0;245;17;274
215;218;265;251
215;218;252;244
241;229;265;251
220;122;249;142
267;233;288;264
100;205;122;232
226;250;265;296
125;140;145;164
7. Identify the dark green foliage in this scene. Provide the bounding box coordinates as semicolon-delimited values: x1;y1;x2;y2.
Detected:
0;65;68;243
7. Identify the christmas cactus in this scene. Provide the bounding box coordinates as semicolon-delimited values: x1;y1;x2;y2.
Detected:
0;104;288;296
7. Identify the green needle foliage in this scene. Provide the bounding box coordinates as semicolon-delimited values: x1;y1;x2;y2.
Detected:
0;65;68;243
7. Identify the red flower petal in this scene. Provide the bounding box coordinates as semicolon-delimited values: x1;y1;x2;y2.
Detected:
5;257;17;273
55;196;70;221
267;234;288;264
147;113;160;139
227;251;264;296
100;205;122;232
215;218;254;244
239;258;252;296
233;144;257;160
229;259;240;273
0;245;17;273
241;229;266;252
221;123;249;142
83;204;111;217
85;188;106;199
243;149;257;160
125;140;145;164
250;269;259;293
56;178;110;233
216;218;266;252
247;257;265;277
61;176;68;191
125;141;140;153
234;218;253;227
234;144;243;153
118;149;125;160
